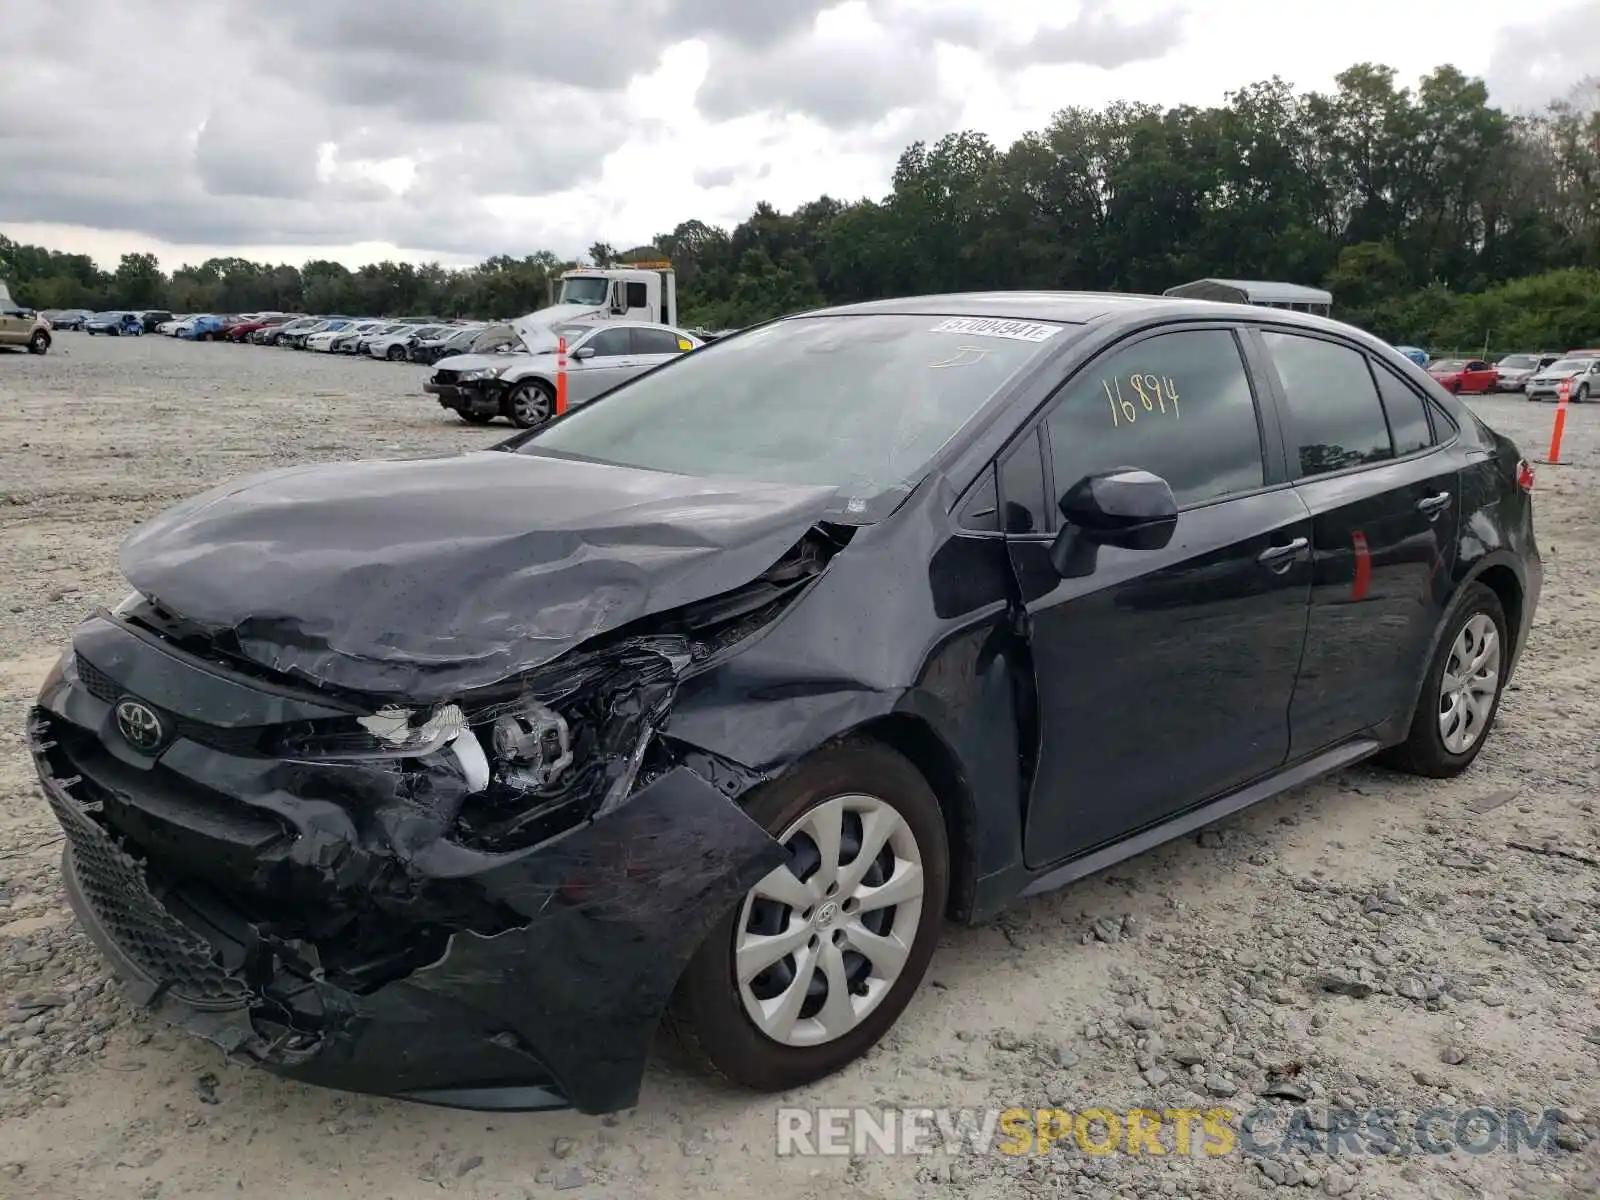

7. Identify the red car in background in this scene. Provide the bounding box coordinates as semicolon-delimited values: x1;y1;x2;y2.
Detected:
1428;358;1498;393
225;314;297;343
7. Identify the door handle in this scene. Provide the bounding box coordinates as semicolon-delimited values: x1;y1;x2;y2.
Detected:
1416;492;1452;514
1257;537;1309;564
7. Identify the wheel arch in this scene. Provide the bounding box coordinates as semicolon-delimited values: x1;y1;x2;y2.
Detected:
843;713;979;923
1470;560;1524;662
1385;552;1526;748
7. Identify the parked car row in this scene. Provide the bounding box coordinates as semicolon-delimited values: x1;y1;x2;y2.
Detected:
1416;348;1600;400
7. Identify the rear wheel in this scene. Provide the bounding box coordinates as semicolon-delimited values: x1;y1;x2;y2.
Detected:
1381;582;1508;778
505;380;554;428
667;741;948;1092
27;330;50;355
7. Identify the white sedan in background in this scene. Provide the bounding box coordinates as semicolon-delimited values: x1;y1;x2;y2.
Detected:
366;324;452;361
306;319;384;352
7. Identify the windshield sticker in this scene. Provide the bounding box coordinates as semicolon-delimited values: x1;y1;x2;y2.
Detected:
929;317;1062;342
1103;373;1180;426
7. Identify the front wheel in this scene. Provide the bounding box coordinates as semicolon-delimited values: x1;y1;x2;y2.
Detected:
505;380;554;428
386;345;407;361
1381;582;1509;778
666;741;949;1092
28;330;50;355
1577;384;1589;402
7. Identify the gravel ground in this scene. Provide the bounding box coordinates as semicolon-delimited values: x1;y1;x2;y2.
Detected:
0;333;1596;1200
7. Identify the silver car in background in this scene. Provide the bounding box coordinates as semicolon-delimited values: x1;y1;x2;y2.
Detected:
1525;356;1600;402
1494;352;1560;391
426;320;703;427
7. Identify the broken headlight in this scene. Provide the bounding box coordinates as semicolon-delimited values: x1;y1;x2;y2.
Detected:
487;699;574;790
276;703;470;762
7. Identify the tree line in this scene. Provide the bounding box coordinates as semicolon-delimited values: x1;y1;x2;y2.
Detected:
5;62;1600;352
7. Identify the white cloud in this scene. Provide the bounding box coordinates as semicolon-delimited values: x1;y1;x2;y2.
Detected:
0;0;1586;269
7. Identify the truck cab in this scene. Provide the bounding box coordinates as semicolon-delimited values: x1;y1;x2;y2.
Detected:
555;263;677;326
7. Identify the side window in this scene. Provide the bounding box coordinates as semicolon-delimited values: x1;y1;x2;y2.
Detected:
1260;331;1394;478
625;282;649;309
1371;363;1435;456
631;327;684;355
1045;329;1265;509
999;429;1048;534
585;329;632;357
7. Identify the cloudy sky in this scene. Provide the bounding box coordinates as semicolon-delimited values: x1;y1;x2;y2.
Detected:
1;0;1593;270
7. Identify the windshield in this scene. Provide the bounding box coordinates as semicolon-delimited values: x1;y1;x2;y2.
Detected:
1549;358;1588;373
1498;355;1536;368
1431;360;1466;371
558;276;610;306
517;313;1072;513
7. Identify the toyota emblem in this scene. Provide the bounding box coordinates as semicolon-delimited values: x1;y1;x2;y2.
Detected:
114;697;165;753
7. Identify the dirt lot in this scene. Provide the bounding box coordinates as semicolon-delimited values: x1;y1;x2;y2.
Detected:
0;333;1595;1200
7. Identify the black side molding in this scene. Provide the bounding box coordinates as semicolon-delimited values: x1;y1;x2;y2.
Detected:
1021;739;1382;898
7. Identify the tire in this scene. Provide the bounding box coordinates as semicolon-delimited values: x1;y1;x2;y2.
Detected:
28;330;50;355
386;345;406;361
666;740;949;1093
1577;384;1589;402
1381;582;1509;778
505;380;555;428
458;411;495;425
201;331;214;342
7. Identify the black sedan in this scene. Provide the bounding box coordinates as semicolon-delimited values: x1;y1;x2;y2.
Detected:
29;293;1540;1115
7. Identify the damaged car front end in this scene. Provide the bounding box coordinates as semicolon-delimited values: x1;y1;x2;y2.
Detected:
33;304;1100;1115
28;449;865;1112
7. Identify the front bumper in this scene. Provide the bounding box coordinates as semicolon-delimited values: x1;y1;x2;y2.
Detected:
29;621;784;1113
425;380;501;416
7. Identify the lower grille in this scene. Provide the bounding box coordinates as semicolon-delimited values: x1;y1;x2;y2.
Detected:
42;769;250;1009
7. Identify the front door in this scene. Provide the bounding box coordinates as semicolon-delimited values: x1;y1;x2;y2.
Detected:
1012;325;1313;868
567;327;639;405
1252;328;1461;755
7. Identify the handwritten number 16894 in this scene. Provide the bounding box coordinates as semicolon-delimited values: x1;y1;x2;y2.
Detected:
1102;374;1181;427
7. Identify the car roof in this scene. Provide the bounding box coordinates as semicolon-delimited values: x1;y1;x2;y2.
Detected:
799;289;1356;335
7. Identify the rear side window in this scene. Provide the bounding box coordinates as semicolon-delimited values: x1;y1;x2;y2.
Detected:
632;327;684;355
1044;328;1265;508
1371;364;1435;456
1260;331;1393;478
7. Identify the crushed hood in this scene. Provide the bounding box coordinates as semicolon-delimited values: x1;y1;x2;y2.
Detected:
119;451;838;702
512;304;602;349
434;351;536;372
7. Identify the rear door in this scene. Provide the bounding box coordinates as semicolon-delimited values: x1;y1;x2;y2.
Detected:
1463;360;1495;393
1251;327;1460;756
1008;323;1314;867
628;326;693;372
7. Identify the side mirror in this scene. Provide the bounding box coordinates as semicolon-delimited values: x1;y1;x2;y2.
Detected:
572;345;597;360
1050;469;1178;572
